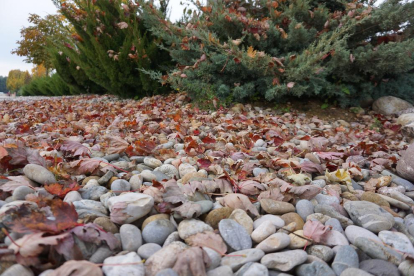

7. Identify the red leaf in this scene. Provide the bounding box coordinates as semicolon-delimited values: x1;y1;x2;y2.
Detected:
44;181;81;199
197;158;212;169
61;140;90;157
202;136;216;144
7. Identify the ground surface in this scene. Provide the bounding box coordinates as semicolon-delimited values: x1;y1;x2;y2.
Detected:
0;94;412;276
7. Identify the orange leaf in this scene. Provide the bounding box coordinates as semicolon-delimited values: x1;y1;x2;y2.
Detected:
44;181;80;199
0;146;8;159
247;46;257;58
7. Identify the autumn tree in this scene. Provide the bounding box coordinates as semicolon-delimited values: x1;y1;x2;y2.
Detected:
141;0;414;106
31;64;48;79
6;70;31;92
12;14;68;75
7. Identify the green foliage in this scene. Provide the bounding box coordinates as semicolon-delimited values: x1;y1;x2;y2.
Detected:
141;0;414;106
20;73;77;96
51;0;172;98
0;76;7;92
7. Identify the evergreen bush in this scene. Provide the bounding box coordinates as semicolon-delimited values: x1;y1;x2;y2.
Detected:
52;0;172;98
141;0;414;106
21;73;76;96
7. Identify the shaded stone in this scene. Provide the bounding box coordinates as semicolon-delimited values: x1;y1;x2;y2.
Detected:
207;266;233;276
340;268;375;276
145;242;188;276
281;212;304;231
345;225;381;244
219;219;252;251
138;243;162;259
178;219;213;240
296;261;335;276
397;143;414;183
251;220;276;243
359;259;400;276
354;237;403;266
93;217;119;234
256;233;291;253
253;215;285;229
331;245;359;275
372;96;413;115
306;245;335;263
120;224;142;252
296;199;314;221
229;209;254;234
314;204;353;228
289;230;310;249
142;219;176;245
23;164;56;184
235;262;269;276
103;252;144;276
142;214;170;230
378;230;414;255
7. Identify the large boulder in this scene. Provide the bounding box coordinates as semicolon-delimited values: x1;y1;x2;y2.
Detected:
397;143;414;182
372;96;413;115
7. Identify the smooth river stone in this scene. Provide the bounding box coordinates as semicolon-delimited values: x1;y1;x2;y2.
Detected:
345;225;382;244
219;219;252;251
221;249;265;271
261;250;308;271
23;164;56;184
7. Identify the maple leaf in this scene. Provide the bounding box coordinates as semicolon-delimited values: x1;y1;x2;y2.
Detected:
172;201;202;218
70;223;120;250
172;247;211;276
247;46;257;58
63;158;102;175
185;231;227;255
238;180;265;195
197;158;212;169
9;232;71;258
6;146;28;165
105;136;129;154
60;140;90;157
316;151;343;160
163;180;187;204
48;260;103;276
300;161;324;174
0;176;35;192
217;194;259;216
303;220;331;243
44;181;80;199
134;139;156;155
4;198;78;234
0;146;8;159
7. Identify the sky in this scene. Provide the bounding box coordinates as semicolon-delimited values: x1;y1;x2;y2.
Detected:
0;0;191;77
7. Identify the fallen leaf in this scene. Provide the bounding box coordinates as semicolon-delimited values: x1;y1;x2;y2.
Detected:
105;136;129;154
0;176;35;192
217;194;259;216
64;158;102;175
70;223;120;250
185;231;227;255
44;181;81;199
303;220;331;243
172;201;202;218
48;260;103;276
172;247;211;276
238;180;265;195
287;173;311;186
61;140;90;157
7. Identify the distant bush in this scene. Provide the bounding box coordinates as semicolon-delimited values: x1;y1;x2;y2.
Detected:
20;74;78;96
141;0;414;106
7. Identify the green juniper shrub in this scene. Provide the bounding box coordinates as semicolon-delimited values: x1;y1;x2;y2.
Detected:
140;0;414;106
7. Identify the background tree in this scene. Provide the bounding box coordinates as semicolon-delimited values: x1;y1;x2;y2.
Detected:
6;70;30;92
12;14;69;75
0;76;7;92
31;64;48;79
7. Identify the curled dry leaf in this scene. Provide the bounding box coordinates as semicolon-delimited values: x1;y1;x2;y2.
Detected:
172;201;202;218
172;247;211;276
238;180;265;195
48;260;103;276
185;231;227;255
9;232;71;258
63;158;102;175
0;176;35;192
105;136;129;154
70;223;120;250
163;181;187;204
61;140;90;157
44;181;80;199
303;220;332;243
217;194;259;216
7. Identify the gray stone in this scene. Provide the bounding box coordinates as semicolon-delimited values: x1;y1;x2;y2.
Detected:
340;268;374;276
142;219;176;245
323;230;349;247
296;200;315;221
98;170;114;185
138;243;162;259
354;237;403;266
359;259;400;276
23;164;56;184
253;168;269;177
397;143;414;183
89;245;113;263
155;269;178;276
144;157;162;168
207;266;233;276
80;186;108;200
195;200;214;214
107;193;154;224
12;186;35;200
382;170;414;191
306;245;335;263
296;261;335;276
163;231;181;247
372;96;413;115
253;215;285;229
315;194;340;205
378;230;414;255
331;245;359;275
203;247;221;270
314;204;353;228
141;170;157;182
345;225;382;244
325;218;344;234
103;153;120;162
261;250;308;271
343;201;394;233
73;199;108;218
219;219;252;251
111;179;131;193
103;252;144;276
251;220;276;243
235;262;269;276
120;224;142;252
152;170;171;181
221;248;265;271
1;264;34;276
156;164;179;179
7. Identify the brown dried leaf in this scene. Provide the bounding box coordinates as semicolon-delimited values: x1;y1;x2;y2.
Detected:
172;201;202;218
48;260;103;276
185;231;227;255
238;180;265;195
217;194;259;216
172;247;211;276
105;136;129;154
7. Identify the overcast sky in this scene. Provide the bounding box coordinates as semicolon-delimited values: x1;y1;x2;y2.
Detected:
0;0;191;77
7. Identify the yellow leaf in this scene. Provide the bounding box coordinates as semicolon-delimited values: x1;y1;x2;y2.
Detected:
247;46;257;58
